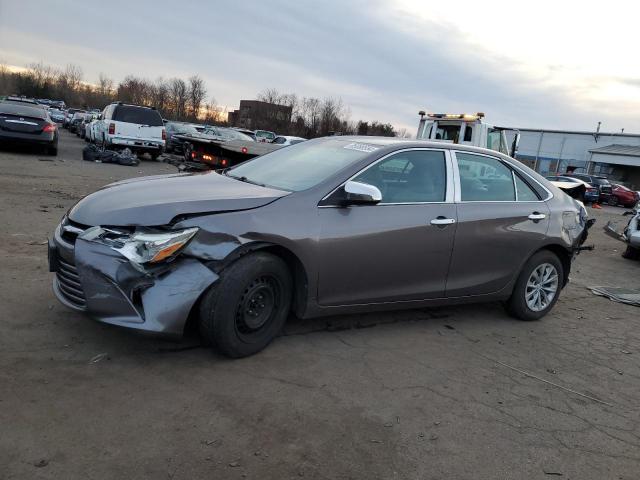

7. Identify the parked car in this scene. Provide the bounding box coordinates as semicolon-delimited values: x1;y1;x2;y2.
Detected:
48;108;66;123
68;112;87;133
545;175;599;203
231;127;257;141
164;122;199;153
3;95;41;106
564;173;613;201
86;117;101;143
0;102;58;155
609;184;640;207
272;135;307;146
64;109;85;129
49;137;592;357
94;102;165;159
255;129;276;143
178;126;268;167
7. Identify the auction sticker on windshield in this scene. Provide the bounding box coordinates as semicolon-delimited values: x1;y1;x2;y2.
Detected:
343;142;380;153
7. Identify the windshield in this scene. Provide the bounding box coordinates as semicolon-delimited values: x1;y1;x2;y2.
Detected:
592;177;610;185
227;138;376;191
173;124;198;134
205;128;253;141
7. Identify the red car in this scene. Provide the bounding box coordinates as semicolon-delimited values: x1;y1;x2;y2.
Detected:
609;184;640;207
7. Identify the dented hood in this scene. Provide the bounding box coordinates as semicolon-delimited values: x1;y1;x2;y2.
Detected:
68;171;288;226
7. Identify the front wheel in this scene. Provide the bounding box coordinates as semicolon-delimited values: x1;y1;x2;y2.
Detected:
506;250;563;321
199;252;292;358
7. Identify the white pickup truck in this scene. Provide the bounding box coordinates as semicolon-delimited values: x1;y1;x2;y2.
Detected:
95;102;165;159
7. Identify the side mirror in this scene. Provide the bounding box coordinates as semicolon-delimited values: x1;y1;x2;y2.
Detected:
510;132;521;158
343;180;382;205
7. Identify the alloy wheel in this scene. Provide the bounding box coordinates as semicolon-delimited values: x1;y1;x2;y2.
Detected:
525;263;559;312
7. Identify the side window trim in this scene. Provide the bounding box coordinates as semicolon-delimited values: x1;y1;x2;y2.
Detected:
452;150;550;203
319;148;454;207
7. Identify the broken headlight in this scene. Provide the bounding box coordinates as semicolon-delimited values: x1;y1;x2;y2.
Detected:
112;227;199;265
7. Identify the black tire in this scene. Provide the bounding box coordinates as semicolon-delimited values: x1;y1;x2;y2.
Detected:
199;252;292;358
506;250;564;321
608;196;618;206
47;145;58;156
184;143;193;162
150;152;160;161
622;245;640;260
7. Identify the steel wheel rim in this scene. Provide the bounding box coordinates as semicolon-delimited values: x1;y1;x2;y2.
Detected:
235;276;279;335
525;263;559;312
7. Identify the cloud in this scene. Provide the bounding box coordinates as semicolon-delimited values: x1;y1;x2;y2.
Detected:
1;0;638;134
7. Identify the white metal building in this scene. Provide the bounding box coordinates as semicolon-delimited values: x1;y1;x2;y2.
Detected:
505;128;640;188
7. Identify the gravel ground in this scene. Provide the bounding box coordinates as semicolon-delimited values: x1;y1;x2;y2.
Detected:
1;131;639;480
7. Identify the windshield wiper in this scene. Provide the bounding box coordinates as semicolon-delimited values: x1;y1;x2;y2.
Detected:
224;171;266;187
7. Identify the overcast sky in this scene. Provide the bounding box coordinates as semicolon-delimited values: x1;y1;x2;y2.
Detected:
1;0;639;134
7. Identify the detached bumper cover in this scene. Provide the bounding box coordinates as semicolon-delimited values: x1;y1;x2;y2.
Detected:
50;225;218;336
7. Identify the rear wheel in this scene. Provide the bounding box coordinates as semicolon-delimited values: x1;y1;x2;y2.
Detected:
47;145;58;156
608;196;618;206
199;252;292;358
506;250;563;321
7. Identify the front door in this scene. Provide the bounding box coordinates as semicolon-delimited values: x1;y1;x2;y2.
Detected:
317;149;457;306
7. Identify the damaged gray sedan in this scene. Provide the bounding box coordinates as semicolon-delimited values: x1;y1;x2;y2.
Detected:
49;137;593;357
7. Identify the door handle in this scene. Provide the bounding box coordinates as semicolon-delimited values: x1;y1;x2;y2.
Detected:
430;217;456;226
528;212;547;221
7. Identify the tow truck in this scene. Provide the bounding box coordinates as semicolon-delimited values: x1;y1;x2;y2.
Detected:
416;111;520;158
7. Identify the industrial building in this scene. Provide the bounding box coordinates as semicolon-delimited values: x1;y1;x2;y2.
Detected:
507;128;640;189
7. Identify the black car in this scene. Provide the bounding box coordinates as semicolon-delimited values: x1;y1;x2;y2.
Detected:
0;102;58;155
564;173;613;201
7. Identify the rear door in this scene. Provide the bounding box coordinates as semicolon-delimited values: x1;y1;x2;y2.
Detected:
317;148;457;305
446;151;551;297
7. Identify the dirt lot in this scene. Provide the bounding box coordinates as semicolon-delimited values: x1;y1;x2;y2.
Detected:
1;130;639;479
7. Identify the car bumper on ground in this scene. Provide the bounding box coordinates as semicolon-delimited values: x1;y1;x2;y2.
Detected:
49;223;218;336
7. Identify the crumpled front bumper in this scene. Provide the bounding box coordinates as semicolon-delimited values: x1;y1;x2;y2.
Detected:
49;224;218;336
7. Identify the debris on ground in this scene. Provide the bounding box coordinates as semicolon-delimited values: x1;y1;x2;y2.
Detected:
82;144;140;166
588;286;640;306
89;353;109;364
33;459;49;468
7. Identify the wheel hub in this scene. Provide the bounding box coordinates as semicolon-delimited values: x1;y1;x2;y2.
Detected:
237;279;276;331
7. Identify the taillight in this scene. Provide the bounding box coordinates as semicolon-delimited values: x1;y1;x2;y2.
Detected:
162;129;166;140
43;124;56;133
241;147;248;154
108;123;115;135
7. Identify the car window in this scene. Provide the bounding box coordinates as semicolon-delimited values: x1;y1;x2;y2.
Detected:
112;105;163;126
463;125;473;142
456;152;515;201
515;175;540;201
353;150;446;203
273;137;286;144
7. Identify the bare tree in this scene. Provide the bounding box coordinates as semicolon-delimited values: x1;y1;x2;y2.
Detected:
187;75;207;121
169;78;188;120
